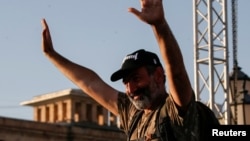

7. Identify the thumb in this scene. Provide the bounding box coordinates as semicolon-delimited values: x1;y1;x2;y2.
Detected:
128;7;141;20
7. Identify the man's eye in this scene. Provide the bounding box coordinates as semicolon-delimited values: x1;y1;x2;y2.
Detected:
122;79;128;84
122;77;131;84
132;76;140;82
123;74;141;84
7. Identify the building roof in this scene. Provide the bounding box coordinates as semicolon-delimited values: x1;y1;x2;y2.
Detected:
229;66;250;80
20;88;87;106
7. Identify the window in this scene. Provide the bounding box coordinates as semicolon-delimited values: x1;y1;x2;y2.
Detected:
75;102;82;122
63;102;67;121
45;106;50;122
86;104;92;122
97;105;104;125
37;108;41;122
54;104;58;122
109;112;116;126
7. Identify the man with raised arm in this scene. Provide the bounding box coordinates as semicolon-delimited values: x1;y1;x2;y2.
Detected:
41;0;204;140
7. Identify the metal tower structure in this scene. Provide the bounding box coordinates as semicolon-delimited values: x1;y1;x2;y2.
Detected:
193;0;230;124
230;0;239;125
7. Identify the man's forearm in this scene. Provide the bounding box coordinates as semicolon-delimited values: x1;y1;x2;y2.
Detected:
152;20;193;108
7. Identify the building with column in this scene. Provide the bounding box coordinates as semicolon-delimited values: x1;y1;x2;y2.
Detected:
0;88;126;141
21;88;118;126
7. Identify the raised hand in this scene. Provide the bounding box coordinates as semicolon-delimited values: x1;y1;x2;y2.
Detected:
128;0;165;25
41;19;55;55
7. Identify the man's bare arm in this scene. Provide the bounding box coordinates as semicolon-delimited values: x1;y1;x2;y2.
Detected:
128;0;193;108
41;19;119;115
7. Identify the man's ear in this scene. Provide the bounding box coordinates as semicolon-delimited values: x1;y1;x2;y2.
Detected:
154;66;165;83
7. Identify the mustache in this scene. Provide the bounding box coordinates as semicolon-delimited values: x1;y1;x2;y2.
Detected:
129;87;148;98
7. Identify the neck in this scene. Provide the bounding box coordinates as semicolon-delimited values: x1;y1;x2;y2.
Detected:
143;92;168;114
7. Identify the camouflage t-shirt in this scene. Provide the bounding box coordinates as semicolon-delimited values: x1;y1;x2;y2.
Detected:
117;92;200;141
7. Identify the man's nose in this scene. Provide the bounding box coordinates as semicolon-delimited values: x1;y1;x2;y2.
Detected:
125;81;138;94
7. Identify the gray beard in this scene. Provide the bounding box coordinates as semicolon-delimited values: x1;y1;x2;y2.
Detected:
128;94;151;110
127;75;159;110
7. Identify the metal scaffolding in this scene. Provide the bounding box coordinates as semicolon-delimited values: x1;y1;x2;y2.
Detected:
193;0;230;124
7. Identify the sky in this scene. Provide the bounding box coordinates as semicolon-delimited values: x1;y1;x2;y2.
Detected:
0;0;249;121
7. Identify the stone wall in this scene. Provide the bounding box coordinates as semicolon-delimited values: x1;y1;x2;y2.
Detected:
0;116;126;141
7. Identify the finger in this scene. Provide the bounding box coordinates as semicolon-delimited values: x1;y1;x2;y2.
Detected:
41;19;52;40
41;19;53;53
41;19;48;38
41;19;46;42
41;18;48;30
128;7;141;19
42;19;51;37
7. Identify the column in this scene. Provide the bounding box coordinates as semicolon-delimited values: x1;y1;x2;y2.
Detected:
57;101;63;122
40;105;46;122
49;104;54;123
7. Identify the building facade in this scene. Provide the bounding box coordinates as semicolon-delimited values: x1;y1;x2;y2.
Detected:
0;88;126;141
0;116;125;141
21;88;118;126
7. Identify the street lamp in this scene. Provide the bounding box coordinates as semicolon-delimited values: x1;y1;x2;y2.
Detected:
229;66;250;125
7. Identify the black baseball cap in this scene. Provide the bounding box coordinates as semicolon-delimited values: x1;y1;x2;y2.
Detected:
110;49;163;82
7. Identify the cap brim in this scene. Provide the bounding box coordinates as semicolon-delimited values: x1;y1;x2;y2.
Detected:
111;60;142;82
110;69;130;82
